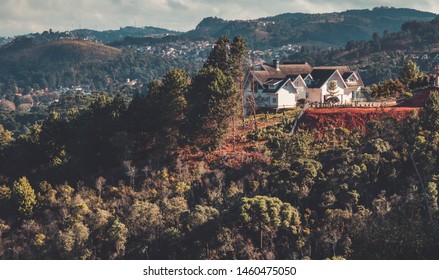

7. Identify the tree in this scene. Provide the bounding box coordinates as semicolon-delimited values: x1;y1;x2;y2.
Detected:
11;177;37;218
320;209;352;258
399;60;421;87
230;36;248;141
189;66;239;147
159;69;190;128
240;196;301;249
0;125;13;149
205;36;230;73
420;90;439;131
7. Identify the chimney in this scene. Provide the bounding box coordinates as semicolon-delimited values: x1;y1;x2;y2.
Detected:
274;59;280;71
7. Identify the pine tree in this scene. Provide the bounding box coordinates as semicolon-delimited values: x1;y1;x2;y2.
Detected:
230;36;248;142
420;90;439;131
205;36;230;73
189;66;239;148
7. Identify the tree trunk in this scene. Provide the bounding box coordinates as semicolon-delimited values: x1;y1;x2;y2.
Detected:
232;116;236;152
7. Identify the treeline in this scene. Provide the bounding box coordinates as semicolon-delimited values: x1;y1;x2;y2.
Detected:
365;59;436;99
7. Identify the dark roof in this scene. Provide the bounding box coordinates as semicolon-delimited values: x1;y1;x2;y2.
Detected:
251;63;312;84
309;69;337;88
285;74;300;80
262;78;291;93
264;78;283;85
342;72;354;80
342;71;365;87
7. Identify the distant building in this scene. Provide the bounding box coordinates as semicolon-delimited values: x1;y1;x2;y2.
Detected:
244;60;364;111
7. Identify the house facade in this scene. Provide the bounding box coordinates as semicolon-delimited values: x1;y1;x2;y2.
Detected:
244;60;364;112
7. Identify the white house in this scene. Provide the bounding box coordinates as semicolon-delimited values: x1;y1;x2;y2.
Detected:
244;60;364;112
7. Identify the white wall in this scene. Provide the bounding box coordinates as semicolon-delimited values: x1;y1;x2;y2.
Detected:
321;74;346;104
308;89;322;103
277;83;296;109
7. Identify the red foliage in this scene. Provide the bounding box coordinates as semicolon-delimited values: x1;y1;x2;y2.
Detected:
300;107;418;135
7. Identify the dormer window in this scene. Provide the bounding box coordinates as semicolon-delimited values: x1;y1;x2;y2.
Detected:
268;84;276;90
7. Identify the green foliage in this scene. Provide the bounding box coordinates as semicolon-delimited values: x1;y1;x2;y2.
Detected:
0;124;13;148
205;36;230;73
5;32;439;260
370;79;405;98
189;66;239;147
399;60;422;87
420;91;439;131
240;195;300;248
11;177;37;218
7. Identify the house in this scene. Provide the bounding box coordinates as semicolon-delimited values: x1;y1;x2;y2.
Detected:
244;60;364;111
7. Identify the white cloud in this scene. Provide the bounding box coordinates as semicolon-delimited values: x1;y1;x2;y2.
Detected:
0;0;437;37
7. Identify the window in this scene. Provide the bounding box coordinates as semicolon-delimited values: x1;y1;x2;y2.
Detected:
272;98;277;103
268;84;276;89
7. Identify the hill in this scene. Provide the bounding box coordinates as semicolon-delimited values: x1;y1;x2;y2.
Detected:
0;39;121;66
0;39;123;90
285;15;439;85
185;7;437;48
0;36;202;97
73;26;181;43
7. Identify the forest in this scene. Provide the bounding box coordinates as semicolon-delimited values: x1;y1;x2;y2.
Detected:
1;35;439;260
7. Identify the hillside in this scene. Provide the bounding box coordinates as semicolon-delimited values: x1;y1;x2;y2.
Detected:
285;15;439;85
2;29;439;261
186;7;437;48
0;37;200;95
0;39;121;66
0;39;123;90
299;107;418;135
73;26;181;43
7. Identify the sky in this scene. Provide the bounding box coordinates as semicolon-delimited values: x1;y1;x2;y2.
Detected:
0;0;438;37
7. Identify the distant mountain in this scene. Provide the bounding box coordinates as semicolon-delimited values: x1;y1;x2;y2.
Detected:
73;26;181;43
185;7;437;48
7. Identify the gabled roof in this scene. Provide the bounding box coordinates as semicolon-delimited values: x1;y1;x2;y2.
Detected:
309;69;338;88
342;71;364;87
263;78;293;93
249;61;363;91
342;72;355;80
251;62;313;85
264;78;283;85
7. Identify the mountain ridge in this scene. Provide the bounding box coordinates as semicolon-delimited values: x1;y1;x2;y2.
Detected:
186;7;437;48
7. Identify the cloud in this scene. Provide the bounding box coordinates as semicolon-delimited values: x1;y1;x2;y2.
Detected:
167;0;189;10
0;0;437;37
